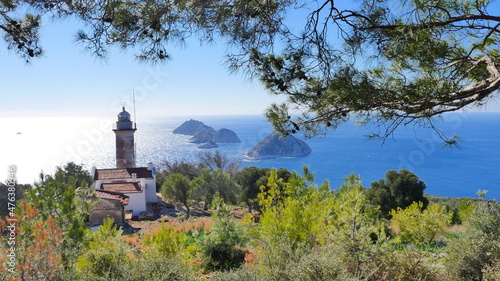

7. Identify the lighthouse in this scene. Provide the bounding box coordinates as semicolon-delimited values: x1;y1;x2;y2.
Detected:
113;106;136;168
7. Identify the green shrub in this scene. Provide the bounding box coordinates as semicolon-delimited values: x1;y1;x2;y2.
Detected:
209;268;260;281
377;248;449;280
200;201;248;271
120;253;194;281
234;237;347;281
142;223;186;257
445;201;500;281
483;260;500;281
75;218;132;280
390;202;452;244
258;168;332;250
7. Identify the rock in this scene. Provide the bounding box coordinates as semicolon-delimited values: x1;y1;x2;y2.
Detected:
173;119;213;135
189;127;216;143
173;119;241;144
138;211;154;221
214;128;241;143
198;140;220;149
243;133;312;160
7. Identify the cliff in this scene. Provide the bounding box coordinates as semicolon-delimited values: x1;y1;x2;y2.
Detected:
243;133;312;160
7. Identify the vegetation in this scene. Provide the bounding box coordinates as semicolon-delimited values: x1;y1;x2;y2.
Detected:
0;182;30;218
200;197;248;271
192;169;241;210
0;200;64;280
445;200;500;280
367;169;429;218
3;1;500;140
390;202;452;244
161;173;194;219
23;164;98;266
1;162;499;280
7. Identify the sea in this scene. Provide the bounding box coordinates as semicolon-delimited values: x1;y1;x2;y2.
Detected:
1;113;499;200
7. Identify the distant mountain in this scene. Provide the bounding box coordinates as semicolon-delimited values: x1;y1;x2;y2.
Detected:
243;133;312;160
172;119;213;135
173;119;241;144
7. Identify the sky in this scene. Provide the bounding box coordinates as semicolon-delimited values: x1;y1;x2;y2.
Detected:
1;2;500;119
0;17;286;119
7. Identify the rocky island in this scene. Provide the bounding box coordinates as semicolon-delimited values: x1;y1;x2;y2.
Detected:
198;140;220;149
214;128;240;143
173;119;241;149
243;133;312;160
172;119;212;135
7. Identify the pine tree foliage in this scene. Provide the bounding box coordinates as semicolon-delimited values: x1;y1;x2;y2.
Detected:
4;1;498;139
24;167;98;266
252;0;500;141
367;169;429;218
0;201;63;280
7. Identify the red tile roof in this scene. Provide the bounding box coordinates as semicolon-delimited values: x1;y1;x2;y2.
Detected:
101;182;142;193
94;167;153;180
95;190;130;205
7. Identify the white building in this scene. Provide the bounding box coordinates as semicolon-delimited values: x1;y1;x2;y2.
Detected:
92;107;158;217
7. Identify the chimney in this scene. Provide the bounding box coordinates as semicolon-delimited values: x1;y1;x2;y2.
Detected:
131;173;137;183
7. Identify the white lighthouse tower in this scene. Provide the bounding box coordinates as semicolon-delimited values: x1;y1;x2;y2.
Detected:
113;106;136;168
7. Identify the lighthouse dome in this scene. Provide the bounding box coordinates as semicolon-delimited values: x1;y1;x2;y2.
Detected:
119;107;130;116
116;106;135;129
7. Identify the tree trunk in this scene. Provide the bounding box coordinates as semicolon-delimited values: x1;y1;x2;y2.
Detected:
184;202;190;219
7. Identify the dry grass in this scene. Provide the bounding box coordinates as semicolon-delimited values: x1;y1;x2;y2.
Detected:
243;246;259;268
447;224;467;233
121;235;141;248
174;218;212;233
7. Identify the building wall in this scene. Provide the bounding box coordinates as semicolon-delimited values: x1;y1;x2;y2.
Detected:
144;178;158;203
125;192;146;216
89;199;125;226
114;130;135;168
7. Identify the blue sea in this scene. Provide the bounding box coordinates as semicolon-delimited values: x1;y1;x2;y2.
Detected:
1;113;499;200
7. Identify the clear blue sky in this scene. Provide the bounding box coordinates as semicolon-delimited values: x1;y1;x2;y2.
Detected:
1;3;500;119
0;17;286;118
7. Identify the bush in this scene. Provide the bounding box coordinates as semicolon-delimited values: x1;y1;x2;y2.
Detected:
120;253;194;281
142;223;186;257
483;260;500;281
445;201;500;281
256;238;348;281
376;248;449;281
200;202;248;271
75;218;132;280
390;202;452;244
